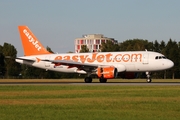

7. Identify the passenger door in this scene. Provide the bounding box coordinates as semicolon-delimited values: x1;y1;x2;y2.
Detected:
143;53;149;64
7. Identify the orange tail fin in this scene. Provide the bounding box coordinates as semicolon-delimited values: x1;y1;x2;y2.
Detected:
18;26;51;56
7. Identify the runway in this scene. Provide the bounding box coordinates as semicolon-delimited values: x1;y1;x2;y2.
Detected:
0;79;180;86
0;81;180;86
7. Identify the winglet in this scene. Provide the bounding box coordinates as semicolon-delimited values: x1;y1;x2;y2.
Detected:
36;57;41;62
18;26;51;56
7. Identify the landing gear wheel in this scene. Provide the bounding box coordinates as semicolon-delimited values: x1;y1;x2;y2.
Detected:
84;77;92;83
99;78;107;83
146;72;152;83
146;78;152;83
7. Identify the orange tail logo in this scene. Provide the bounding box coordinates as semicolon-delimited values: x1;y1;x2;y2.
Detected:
18;26;51;56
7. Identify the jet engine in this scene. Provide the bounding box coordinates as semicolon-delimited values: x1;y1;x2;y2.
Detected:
97;66;118;79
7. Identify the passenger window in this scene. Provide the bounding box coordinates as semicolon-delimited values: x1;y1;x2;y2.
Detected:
155;56;158;59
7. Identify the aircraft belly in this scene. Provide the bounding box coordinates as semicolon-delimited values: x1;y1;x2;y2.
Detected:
125;64;136;71
125;63;150;72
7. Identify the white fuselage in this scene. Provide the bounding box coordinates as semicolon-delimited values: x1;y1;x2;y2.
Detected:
16;51;174;74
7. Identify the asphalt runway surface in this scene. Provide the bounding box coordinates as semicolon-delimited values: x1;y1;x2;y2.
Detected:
0;81;180;86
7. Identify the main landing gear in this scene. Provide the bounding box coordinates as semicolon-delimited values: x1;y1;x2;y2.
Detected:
84;77;92;83
146;72;152;83
99;77;107;83
84;77;107;83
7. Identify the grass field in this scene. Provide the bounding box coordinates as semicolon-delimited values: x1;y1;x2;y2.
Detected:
0;79;180;120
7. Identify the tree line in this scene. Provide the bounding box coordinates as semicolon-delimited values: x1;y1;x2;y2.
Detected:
0;38;179;79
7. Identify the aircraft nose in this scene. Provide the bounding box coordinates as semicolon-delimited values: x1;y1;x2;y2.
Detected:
167;60;174;69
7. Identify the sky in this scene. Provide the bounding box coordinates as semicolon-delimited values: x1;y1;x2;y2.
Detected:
0;0;180;56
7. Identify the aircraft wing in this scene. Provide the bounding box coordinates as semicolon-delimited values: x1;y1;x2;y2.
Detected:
42;59;100;72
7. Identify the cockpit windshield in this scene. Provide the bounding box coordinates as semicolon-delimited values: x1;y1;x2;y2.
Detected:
155;56;167;59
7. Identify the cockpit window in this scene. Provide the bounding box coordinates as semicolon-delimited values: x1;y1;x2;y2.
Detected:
162;56;166;59
155;56;167;60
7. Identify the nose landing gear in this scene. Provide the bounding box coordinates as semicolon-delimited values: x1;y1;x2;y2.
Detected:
146;72;152;83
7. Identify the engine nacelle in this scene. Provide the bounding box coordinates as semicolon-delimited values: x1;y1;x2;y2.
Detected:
97;66;118;79
119;72;137;79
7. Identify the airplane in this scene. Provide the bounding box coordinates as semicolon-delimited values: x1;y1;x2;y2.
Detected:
16;26;174;83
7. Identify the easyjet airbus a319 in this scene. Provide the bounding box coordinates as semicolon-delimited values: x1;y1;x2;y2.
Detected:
16;26;174;83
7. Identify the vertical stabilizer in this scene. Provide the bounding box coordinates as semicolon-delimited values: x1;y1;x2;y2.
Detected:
18;26;51;56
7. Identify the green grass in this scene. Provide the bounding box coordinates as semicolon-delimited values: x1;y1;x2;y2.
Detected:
0;85;180;120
